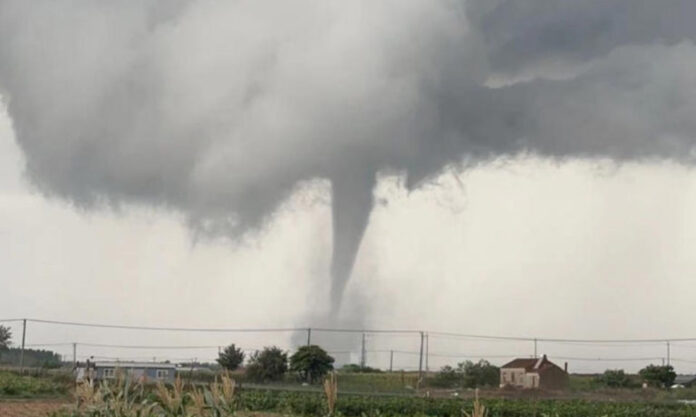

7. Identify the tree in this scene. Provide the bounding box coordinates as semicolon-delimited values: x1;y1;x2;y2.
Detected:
458;360;500;388
0;325;11;351
289;345;334;383
245;346;288;382
639;364;676;388
595;369;634;388
217;344;245;371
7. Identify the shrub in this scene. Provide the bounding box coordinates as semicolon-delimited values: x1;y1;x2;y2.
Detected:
245;346;288;382
595;369;634;388
340;364;382;373
459;360;499;388
639;364;676;388
431;365;460;388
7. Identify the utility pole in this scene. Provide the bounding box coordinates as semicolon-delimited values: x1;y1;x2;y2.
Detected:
389;350;394;372
360;333;366;368
418;331;424;386
72;343;77;368
19;319;26;373
425;333;429;374
307;328;312;346
667;341;671;366
533;338;538;358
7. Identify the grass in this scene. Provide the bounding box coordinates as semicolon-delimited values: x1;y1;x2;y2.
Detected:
0;370;70;398
337;372;420;393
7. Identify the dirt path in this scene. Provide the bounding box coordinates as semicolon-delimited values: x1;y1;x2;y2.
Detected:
0;399;70;417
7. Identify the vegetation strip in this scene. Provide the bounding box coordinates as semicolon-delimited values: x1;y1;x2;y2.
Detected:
34;374;696;417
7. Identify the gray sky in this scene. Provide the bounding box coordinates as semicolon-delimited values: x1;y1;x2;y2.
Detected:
3;0;696;373
4;104;696;372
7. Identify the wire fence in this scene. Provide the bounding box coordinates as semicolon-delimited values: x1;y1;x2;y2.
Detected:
1;318;695;375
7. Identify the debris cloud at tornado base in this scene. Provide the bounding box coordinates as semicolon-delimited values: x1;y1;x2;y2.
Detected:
2;0;696;314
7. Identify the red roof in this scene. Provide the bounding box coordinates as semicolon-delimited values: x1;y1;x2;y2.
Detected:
501;358;540;371
501;355;565;374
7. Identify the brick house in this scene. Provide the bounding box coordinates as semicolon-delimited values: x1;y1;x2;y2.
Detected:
500;355;569;390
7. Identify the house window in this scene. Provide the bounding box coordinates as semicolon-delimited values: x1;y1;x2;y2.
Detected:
156;369;169;379
103;369;115;379
511;372;515;382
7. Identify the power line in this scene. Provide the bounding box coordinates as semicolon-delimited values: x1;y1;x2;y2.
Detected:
25;343;74;347
22;319;418;335
548;356;664;362
15;317;696;344
77;343;223;350
306;328;420;335
25;318;304;333
429;331;531;342
541;341;665;348
429;331;696;344
669;343;696;350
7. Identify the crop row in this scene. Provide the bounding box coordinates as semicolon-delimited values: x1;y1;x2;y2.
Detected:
238;388;696;417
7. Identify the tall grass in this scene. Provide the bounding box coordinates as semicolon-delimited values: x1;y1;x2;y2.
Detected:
55;373;239;417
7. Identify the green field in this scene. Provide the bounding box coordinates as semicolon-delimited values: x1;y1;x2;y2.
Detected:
4;369;696;416
45;381;696;417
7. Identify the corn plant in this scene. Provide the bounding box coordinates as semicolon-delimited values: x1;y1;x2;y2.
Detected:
462;389;487;417
155;377;186;416
207;373;237;415
55;373;240;417
324;371;338;415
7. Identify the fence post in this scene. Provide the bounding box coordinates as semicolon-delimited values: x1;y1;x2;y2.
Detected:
307;328;312;346
19;319;26;372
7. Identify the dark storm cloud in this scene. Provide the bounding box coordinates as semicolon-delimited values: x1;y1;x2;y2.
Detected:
467;0;696;75
1;0;695;307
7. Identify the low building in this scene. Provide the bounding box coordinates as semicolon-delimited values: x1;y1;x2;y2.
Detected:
500;355;568;390
76;361;176;384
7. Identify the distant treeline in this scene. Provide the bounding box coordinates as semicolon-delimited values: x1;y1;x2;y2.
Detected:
0;347;62;368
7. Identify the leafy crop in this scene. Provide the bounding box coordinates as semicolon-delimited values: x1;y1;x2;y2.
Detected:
46;373;696;417
238;389;696;417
